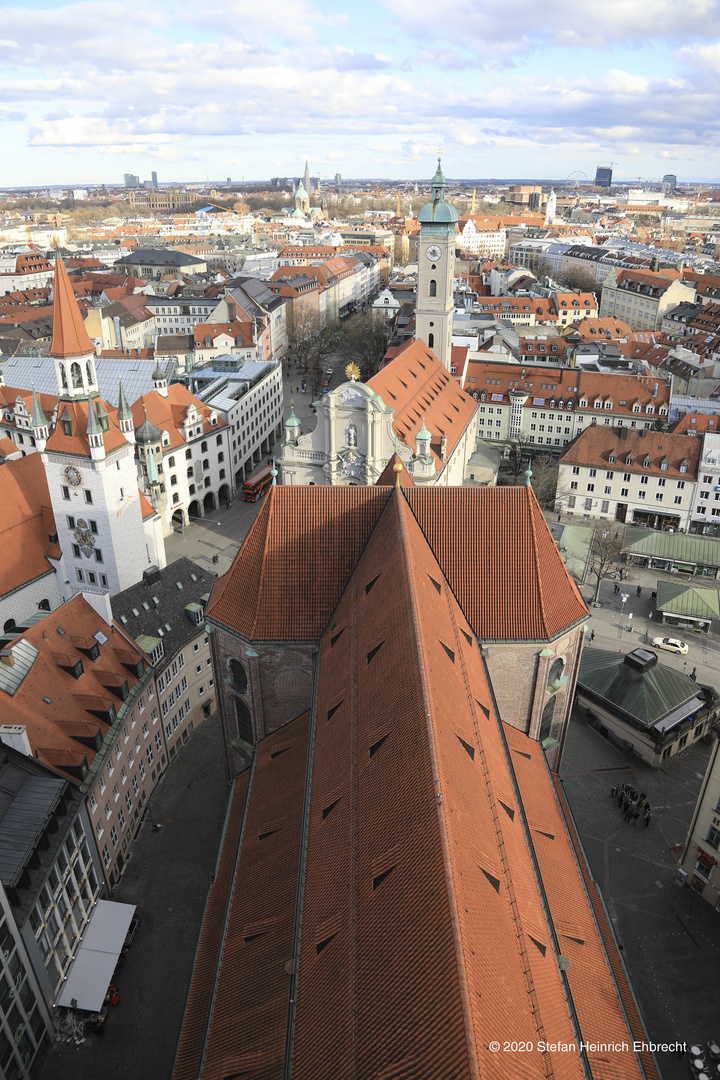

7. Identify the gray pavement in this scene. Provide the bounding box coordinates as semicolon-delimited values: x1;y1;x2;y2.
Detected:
561;711;720;1080
40;713;232;1080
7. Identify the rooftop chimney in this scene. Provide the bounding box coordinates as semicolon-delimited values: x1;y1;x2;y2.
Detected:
0;648;15;667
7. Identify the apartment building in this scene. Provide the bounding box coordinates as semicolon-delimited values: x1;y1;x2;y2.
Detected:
112;558;215;764
0;593;164;894
689;432;720;535
465;362;671;453
600;269;696;331
678;737;720;908
557;426;701;526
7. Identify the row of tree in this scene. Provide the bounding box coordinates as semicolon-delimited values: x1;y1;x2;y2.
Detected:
285;308;390;394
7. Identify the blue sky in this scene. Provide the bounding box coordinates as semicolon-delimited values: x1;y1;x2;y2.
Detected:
2;0;720;186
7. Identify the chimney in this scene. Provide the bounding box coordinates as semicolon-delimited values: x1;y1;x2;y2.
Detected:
227;301;236;322
0;648;15;667
0;724;32;757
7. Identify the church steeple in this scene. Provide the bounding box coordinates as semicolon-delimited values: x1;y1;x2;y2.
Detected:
50;257;98;399
31;386;50;452
304;158;310;194
415;153;458;372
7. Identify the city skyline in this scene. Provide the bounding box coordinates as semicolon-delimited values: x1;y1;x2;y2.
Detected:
2;0;720;186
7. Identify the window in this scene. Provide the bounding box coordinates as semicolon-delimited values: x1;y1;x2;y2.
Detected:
605;471;614;480
84;490;93;504
110;826;118;849
655;493;663;502
604;486;612;495
588;468;597;477
118;807;125;829
623;473;631;482
571;466;580;475
638;490;646;500
707;826;720;850
62;486;70;500
113;783;119;801
657;478;666;487
621;488;629;497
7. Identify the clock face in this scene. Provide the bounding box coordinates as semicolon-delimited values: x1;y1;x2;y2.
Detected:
426;245;442;261
63;465;82;487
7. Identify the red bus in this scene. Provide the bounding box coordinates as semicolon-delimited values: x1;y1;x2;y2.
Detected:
242;464;274;502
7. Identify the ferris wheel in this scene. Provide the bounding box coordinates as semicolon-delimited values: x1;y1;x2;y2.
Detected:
566;170;589;190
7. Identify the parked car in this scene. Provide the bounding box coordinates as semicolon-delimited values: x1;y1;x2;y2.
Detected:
651;636;689;655
326;368;333;376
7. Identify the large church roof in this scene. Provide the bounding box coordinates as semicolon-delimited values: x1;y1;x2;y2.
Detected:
0;454;59;597
206;484;587;644
368;338;476;468
49;258;94;358
181;490;648;1080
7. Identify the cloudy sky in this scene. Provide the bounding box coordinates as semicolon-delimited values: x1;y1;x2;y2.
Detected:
3;0;720;186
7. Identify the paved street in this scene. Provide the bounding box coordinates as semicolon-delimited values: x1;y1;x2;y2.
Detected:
561;712;720;1080
40;713;231;1080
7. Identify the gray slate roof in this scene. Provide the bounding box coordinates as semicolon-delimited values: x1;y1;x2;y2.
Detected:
623;526;720;568
111;557;215;660
0;355;177;408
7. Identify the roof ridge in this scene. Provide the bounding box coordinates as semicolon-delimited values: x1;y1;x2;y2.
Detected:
393;491;479;1069
251;485;277;639
526;485;550;637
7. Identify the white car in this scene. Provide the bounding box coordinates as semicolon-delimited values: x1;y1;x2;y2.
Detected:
652;636;689;655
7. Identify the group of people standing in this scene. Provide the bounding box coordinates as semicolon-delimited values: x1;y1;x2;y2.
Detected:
611;783;653;827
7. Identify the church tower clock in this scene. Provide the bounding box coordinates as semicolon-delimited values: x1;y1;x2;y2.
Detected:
415;156;458;372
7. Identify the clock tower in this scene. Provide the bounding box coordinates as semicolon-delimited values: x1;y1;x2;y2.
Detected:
42;259;162;596
415;156;458;371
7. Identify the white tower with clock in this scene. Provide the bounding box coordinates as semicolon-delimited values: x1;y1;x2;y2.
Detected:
41;260;164;597
415;156;458;372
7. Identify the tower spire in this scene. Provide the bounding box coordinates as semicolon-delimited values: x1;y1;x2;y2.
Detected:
50;257;94;358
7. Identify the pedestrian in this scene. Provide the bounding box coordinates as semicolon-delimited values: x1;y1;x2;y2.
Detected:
644;808;652;828
614;583;619;595
632;807;640;825
590;629;595;642
611;784;617;798
636;585;642;597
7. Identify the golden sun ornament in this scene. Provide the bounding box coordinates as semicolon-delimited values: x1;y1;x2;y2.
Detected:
345;362;360;381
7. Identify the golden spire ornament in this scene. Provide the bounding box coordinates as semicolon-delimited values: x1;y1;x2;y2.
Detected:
345;362;360;381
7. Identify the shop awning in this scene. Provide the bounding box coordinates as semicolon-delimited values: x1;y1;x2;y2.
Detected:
57;900;136;1012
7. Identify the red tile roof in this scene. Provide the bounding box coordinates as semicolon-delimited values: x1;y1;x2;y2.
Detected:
375;453;415;486
125;384;226;451
46;396;128;458
207;484;586;646
195;491;642;1079
189;713;310;1080
1;596;151;783
368;339;477;466
0;454;59;596
49;258;94;358
668;412;719;435
559;425;701;480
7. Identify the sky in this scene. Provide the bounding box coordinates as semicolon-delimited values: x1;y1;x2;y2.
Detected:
3;0;720;187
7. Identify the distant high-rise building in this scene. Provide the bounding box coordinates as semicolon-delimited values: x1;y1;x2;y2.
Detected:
595;166;613;188
151;171;158;190
662;173;678;195
545;188;557;226
123;173;139;188
304;159;311;194
334;172;342;186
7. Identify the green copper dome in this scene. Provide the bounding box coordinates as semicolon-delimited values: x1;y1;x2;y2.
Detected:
417;156;459;225
285;406;301;428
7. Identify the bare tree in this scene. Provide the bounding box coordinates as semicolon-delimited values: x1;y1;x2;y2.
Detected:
528;453;563;509
506;436;534;483
334;317;389;382
286;307;338;394
587;524;624;602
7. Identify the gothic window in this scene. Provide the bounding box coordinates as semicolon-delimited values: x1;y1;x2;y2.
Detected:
428;333;434;349
86;361;94;386
71;362;83;389
229;659;247;695
539;697;556;745
234;697;253;746
346;424;357;447
429;280;437;297
547;658;564;687
60;363;68;390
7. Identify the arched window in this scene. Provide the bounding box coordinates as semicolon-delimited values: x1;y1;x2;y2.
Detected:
428;333;434;349
59;363;68;390
86;361;94;387
71;362;83;389
234;697;253;745
229;659;247;694
540;697;556;744
547;657;564;688
3;619;16;634
170;475;177;486
38;599;50;611
429;279;437;297
201;441;208;452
